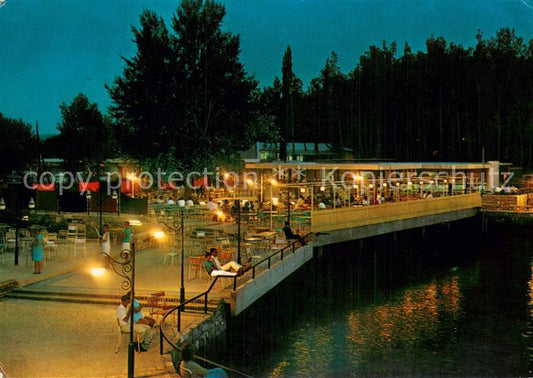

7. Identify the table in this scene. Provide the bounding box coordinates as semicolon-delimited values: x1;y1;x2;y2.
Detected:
253;231;277;239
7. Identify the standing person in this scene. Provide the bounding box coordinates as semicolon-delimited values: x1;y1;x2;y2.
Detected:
101;224;111;255
31;228;44;274
178;343;228;377
122;221;132;251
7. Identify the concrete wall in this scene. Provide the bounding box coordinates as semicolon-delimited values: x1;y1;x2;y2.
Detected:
230;244;314;315
314;208;479;247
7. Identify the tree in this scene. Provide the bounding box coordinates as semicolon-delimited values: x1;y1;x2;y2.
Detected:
280;46;294;161
172;0;258;168
108;0;259;170
57;93;113;171
107;10;175;160
0;113;35;178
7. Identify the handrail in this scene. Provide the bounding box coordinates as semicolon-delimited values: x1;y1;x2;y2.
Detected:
159;232;313;377
247;232;313;280
159;276;253;377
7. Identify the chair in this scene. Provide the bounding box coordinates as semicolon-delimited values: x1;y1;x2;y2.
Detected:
179;366;193;378
147;291;174;324
187;257;203;280
163;246;179;265
0;232;6;265
6;231;16;251
115;319;141;353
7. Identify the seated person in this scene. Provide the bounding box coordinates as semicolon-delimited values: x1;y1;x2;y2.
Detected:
116;294;152;351
178;343;228;378
132;299;155;327
167;197;176;205
282;221;306;246
185;198;194;207
204;248;247;276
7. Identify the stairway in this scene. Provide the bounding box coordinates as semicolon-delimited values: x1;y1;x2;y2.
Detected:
4;288;219;311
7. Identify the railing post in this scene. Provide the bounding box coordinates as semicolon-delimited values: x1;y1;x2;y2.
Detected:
268;257;271;269
252;266;255;279
204;293;208;313
281;250;284;260
159;327;163;355
233;276;237;291
177;308;181;332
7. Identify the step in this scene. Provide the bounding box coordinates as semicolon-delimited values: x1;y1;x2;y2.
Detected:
5;290;219;311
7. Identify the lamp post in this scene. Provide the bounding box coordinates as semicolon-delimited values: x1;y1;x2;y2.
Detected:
0;195;33;265
94;244;136;378
160;207;186;303
112;190;120;216
269;178;276;230
236;199;241;265
86;190;92;215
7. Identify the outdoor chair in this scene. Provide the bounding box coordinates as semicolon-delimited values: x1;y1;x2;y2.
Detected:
0;233;6;265
187;257;203;281
179;366;193;378
163;246;179;266
115;319;140;353
147;291;175;324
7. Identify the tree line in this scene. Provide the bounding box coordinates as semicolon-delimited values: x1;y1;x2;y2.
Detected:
2;0;531;180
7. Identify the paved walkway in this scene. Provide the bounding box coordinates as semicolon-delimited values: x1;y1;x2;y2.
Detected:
0;298;182;377
0;241;232;377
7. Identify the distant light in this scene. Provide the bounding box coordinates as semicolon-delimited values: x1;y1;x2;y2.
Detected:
272;197;279;205
407;181;413;186
270;178;277;185
247;179;254;186
300;187;306;193
319;186;325;192
91;268;106;277
396;182;400;187
153;230;165;239
28;197;35;209
129;220;142;226
383;183;388;187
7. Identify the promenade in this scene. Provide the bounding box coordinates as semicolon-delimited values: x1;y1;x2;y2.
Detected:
0;240;228;378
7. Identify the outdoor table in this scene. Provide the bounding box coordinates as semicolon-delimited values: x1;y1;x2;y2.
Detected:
243;237;262;243
253;231;277;239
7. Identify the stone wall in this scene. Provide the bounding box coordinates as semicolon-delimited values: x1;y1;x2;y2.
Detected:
179;300;229;351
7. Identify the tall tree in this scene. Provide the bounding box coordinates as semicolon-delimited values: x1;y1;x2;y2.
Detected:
57;93;113;171
107;10;175;159
172;0;258;168
280;46;294;160
108;1;259;169
0;113;35;178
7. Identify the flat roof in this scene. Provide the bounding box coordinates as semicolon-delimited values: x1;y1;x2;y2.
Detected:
245;161;495;171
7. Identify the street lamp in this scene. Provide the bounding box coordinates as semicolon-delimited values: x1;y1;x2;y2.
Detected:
159;205;186;303
86;190;92;215
112;190;120;216
0;196;34;265
269;178;277;230
93;244;136;378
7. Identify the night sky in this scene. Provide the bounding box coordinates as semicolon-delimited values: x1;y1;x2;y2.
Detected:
1;0;532;134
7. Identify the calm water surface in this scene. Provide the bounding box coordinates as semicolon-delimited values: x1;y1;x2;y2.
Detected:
210;218;532;377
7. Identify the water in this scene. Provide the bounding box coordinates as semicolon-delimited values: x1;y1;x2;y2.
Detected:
208;217;532;376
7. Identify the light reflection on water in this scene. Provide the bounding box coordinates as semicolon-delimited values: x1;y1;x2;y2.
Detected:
219;221;531;377
270;276;462;377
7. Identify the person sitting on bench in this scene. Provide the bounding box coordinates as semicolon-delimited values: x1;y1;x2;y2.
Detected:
283;221;306;245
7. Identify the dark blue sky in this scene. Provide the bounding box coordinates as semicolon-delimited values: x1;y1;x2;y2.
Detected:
1;0;532;134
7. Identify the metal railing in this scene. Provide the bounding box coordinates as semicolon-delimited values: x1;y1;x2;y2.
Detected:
159;276;253;377
247;232;313;280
